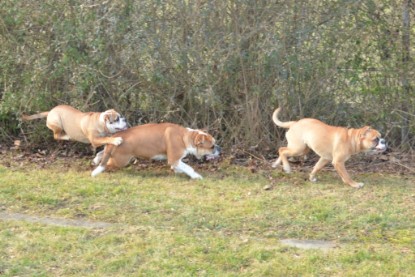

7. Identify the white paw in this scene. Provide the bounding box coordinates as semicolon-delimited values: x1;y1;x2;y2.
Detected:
355;182;365;188
309;176;317;182
191;173;203;180
91;165;105;177
113;137;123;146
283;166;291;173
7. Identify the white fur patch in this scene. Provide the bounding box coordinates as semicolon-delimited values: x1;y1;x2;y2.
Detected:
283;165;292;173
185;146;198;156
151;154;167;161
101;111;128;134
91;165;106;177
112;137;123;146
99;113;106;124
173;160;202;179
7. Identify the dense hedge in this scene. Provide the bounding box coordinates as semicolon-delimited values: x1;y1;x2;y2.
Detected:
1;0;414;150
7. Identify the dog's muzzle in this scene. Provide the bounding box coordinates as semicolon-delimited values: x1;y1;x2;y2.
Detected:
205;145;221;161
373;138;387;152
116;117;128;131
120;117;128;129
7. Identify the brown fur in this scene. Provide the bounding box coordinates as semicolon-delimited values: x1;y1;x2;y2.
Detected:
91;123;220;179
272;107;387;188
22;105;127;150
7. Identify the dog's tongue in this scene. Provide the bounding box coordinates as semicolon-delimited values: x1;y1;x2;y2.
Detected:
205;155;217;161
376;145;386;151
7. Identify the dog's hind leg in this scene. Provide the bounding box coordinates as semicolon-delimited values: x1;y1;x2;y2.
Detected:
274;128;309;172
275;145;309;173
271;156;282;168
92;150;104;165
309;157;330;182
47;124;71;140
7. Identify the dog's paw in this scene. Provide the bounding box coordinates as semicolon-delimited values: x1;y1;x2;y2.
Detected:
351;182;364;188
283;166;291;173
191;173;203;180
309;176;318;182
113;137;123;146
91;165;105;177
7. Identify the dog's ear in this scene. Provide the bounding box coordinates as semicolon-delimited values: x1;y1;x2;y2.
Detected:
103;113;112;122
194;134;206;146
103;110;117;122
360;126;372;138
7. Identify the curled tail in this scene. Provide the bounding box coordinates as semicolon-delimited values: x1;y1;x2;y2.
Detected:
272;108;296;129
21;111;49;121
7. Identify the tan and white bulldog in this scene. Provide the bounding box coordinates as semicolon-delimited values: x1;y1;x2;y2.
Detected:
272;107;387;188
22;105;128;150
91;123;221;179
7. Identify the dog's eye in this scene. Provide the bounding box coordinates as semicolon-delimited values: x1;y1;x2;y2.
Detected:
374;137;379;144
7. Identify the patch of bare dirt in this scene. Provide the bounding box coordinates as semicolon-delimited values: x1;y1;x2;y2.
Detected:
0;211;113;229
280;239;337;250
1;143;414;175
226;147;415;175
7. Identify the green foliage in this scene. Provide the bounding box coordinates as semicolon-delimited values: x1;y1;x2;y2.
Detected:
0;0;414;148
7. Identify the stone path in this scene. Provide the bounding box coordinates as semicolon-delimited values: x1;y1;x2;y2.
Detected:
280;239;337;250
0;212;339;250
0;212;113;229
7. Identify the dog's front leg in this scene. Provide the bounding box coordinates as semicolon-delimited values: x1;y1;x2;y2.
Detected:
333;160;364;188
172;160;203;179
92;150;104;165
91;164;106;177
89;136;123;149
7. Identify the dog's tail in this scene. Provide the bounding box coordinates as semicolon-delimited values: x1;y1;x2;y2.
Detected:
21;111;49;121
272;108;296;129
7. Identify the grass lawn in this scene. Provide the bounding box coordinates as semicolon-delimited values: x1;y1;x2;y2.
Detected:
0;155;414;276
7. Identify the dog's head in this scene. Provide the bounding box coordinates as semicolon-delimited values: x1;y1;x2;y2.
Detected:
359;126;387;153
192;130;221;160
101;109;128;133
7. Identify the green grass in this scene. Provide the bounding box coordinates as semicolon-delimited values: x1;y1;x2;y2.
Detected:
0;158;414;276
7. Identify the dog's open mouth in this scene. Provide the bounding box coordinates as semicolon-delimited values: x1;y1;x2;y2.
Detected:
373;146;387;153
115;126;128;131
